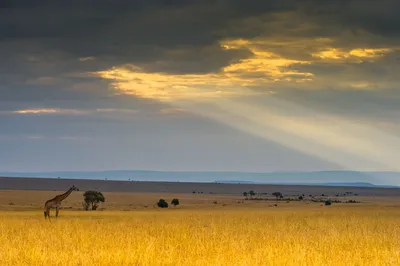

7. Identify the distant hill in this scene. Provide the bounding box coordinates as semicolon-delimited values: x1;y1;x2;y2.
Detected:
321;182;399;188
1;170;399;187
322;182;378;187
214;180;255;184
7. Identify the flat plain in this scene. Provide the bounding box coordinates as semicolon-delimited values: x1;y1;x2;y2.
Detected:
0;177;399;265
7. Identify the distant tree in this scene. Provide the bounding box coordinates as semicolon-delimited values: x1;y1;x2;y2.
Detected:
171;198;180;207
83;191;105;210
243;192;248;199
298;196;304;200
324;200;332;206
157;199;169;208
272;192;283;199
249;190;256;199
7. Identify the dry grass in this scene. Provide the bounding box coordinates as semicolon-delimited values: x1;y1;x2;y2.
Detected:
0;190;243;211
0;205;399;265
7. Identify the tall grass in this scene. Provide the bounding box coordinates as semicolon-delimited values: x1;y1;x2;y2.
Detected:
0;207;399;265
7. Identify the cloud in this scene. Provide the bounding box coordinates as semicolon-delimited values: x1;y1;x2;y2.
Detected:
57;136;92;141
1;0;399;105
312;48;393;62
26;135;44;140
79;57;95;62
1;107;189;119
9;108;86;115
94;65;262;101
94;36;398;102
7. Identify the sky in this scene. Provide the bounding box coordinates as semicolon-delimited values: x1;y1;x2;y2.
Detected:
0;0;400;173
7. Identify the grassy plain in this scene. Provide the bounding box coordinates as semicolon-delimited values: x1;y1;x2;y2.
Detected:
0;190;399;266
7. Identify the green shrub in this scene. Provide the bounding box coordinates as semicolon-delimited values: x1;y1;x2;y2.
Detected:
157;199;169;208
171;198;180;207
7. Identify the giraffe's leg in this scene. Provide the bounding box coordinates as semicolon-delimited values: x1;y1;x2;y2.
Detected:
46;208;51;220
56;207;59;218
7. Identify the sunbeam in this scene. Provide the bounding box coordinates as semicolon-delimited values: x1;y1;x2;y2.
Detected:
96;65;400;173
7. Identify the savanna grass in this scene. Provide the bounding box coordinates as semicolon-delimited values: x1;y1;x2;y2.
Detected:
0;206;399;265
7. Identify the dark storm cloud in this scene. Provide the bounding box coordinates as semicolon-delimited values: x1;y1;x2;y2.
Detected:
0;0;298;71
1;0;398;72
0;0;399;107
307;0;400;37
0;0;300;109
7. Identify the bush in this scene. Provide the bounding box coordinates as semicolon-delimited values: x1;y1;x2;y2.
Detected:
298;196;304;200
171;198;180;207
272;192;283;199
157;199;169;208
346;200;360;203
325;200;332;206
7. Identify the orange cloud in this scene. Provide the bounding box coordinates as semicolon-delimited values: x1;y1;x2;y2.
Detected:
12;109;61;114
79;56;95;61
94;38;315;101
312;48;392;62
10;108;139;116
94;37;397;101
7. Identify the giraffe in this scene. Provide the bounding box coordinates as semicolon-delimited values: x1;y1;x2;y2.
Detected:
44;185;79;219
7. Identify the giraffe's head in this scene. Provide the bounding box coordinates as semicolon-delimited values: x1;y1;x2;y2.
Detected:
71;185;79;191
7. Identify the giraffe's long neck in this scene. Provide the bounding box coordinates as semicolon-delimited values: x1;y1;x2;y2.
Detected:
57;188;73;202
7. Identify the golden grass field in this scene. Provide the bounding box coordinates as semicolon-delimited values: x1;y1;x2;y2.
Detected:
0;190;399;265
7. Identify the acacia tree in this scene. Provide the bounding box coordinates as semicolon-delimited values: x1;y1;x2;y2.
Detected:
243;192;248;199
83;191;105;210
249;190;256;199
272;192;283;199
171;198;180;207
